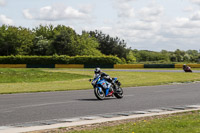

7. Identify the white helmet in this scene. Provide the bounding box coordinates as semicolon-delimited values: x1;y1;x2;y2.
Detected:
94;67;101;74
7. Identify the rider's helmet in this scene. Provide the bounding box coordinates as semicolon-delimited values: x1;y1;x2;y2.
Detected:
183;64;187;70
94;67;101;74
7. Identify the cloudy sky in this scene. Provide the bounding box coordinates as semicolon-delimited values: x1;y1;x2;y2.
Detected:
0;0;200;51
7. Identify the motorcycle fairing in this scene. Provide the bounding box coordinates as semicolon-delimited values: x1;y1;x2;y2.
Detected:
97;79;110;96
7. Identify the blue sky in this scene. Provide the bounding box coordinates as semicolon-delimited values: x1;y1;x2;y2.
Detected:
1;0;200;51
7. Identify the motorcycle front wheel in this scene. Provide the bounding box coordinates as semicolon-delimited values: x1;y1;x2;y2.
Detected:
94;87;105;100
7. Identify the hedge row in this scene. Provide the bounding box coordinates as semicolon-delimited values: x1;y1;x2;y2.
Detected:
0;55;122;65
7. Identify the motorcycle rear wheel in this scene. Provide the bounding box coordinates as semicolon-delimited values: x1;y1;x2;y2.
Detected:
94;87;105;100
114;87;123;99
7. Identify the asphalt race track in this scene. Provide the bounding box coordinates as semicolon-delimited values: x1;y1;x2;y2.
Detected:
0;82;200;127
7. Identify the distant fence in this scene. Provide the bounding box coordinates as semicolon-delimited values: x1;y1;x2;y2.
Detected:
175;64;200;68
114;64;144;69
0;64;200;68
116;64;200;68
0;64;26;68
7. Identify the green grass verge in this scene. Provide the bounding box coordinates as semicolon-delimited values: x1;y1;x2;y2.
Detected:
46;69;200;87
0;68;89;83
67;111;200;133
0;68;200;94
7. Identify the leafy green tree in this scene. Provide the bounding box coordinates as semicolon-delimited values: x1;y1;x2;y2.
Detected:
183;54;191;62
174;49;185;62
0;25;8;55
33;25;55;40
170;54;177;62
198;55;200;62
2;24;200;64
77;32;102;56
0;25;34;55
32;36;53;55
51;27;78;55
186;50;199;62
126;51;136;63
88;30;129;59
135;50;169;62
16;27;35;55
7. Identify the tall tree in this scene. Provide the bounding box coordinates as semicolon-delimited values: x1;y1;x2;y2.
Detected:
77;32;102;56
174;49;185;62
0;25;34;55
33;25;55;40
31;35;52;55
88;30;129;59
51;27;78;55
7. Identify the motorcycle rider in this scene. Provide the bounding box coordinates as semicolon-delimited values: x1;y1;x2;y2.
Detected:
183;64;192;72
94;67;114;96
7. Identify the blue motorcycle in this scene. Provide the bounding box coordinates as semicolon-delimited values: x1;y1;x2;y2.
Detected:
90;74;123;100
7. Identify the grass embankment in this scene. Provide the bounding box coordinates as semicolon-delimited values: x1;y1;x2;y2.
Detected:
0;68;89;83
0;68;200;94
65;111;200;133
0;68;91;94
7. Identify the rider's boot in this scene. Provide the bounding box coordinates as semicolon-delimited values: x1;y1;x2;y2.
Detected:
107;90;114;96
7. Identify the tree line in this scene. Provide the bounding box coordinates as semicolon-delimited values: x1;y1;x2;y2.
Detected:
133;49;200;63
0;25;199;63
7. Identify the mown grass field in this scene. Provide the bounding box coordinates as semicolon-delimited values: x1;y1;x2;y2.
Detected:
67;111;200;133
0;68;89;83
0;68;200;94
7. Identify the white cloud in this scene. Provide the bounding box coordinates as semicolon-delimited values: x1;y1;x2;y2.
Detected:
0;0;5;6
64;7;87;19
113;0;135;18
98;26;113;32
190;11;200;20
0;14;13;25
138;5;164;22
190;0;200;5
79;4;94;13
119;21;160;31
23;9;33;19
116;0;137;2
183;6;194;12
117;3;135;18
145;16;200;50
96;2;200;51
23;4;92;21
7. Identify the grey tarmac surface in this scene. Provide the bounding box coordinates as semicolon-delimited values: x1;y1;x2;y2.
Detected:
0;82;200;127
